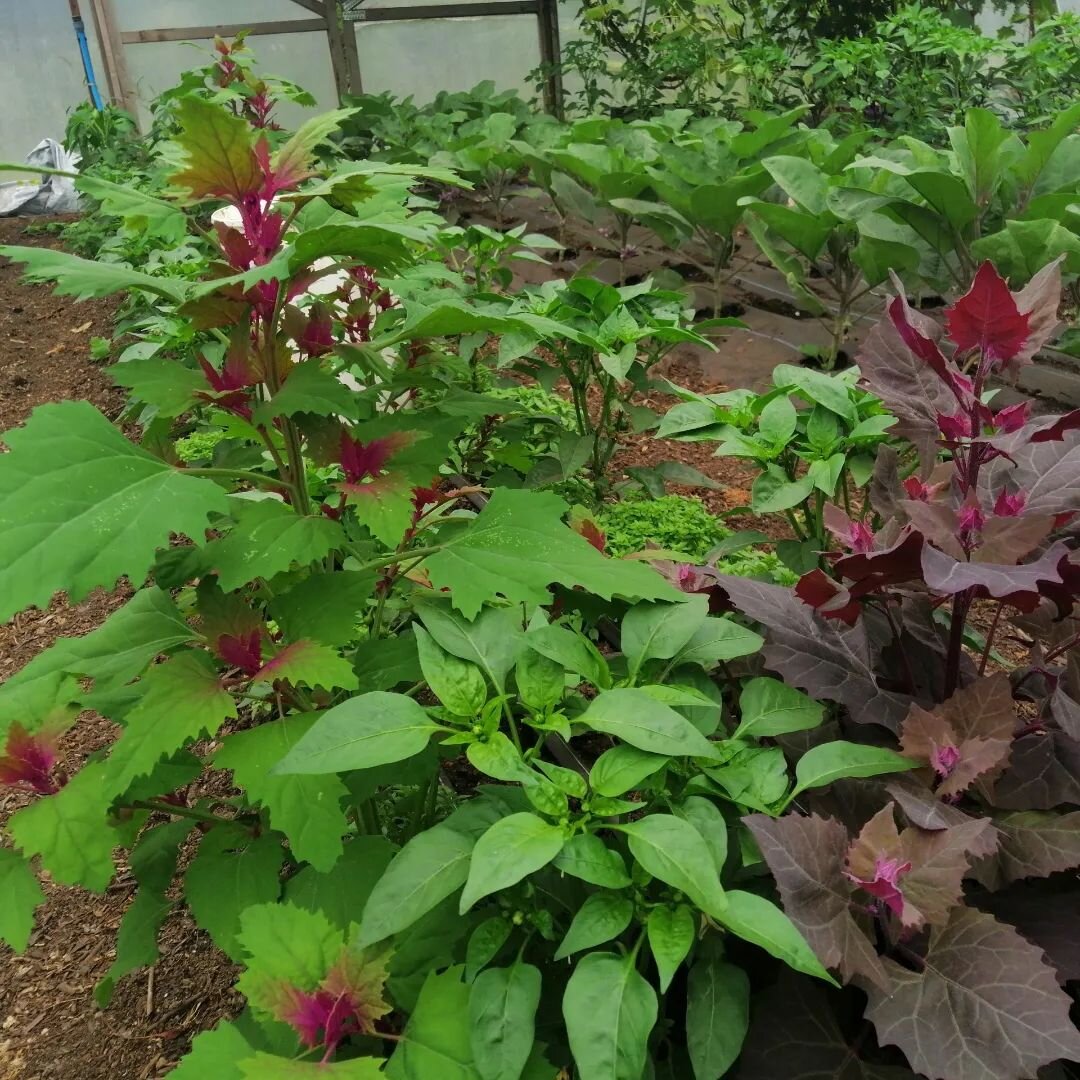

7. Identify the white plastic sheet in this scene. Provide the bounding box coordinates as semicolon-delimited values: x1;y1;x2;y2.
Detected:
0;139;81;216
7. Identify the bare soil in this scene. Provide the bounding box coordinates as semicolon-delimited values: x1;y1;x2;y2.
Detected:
0;217;240;1080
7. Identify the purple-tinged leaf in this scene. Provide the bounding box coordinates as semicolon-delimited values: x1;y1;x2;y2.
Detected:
744;813;888;988
857;303;956;467
981;429;1080;517
1011;255;1065;371
864;908;1080;1080
921;540;1071;600
886;778;1000;860
736;971;918;1080
254;640;359;692
721;577;911;731
987;731;1080;810
975;514;1056;565
899;675;1015;797
945;262;1031;367
899;499;964;558
973;810;1080;889
971;874;1080;982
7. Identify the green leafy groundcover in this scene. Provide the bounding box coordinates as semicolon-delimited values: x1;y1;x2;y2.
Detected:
1;36;1080;1080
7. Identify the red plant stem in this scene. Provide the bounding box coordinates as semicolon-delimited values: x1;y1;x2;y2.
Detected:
978;601;1006;676
945;589;973;698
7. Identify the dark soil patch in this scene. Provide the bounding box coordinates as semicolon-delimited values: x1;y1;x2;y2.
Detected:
0;217;240;1080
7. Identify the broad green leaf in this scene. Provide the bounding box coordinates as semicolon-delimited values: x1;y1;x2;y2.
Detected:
216;715;350;872
108;358;206;416
707;744;790;813
647;905;695;993
211;499;344;591
270;570;376;646
469;962;542;1080
251;361;358;425
614;815;727;919
415;625;487;716
240;1055;387;1078
733;677;824;740
589;744;668;797
772;365;856;423
459;813;566;913
255;639;359;691
564;952;657;1080
354;633;421;691
170;95;260;201
555;893;635;960
0;847;45;952
173;1019;255;1080
621;596;708;681
763;156;829;214
686;957;749;1079
415;599;523;693
96;819;194;1004
422;489;677;619
106;651;236;795
751;468;816;514
0;402;227;620
670;618;763;670
552;832;631;889
514;646;565;711
758;396;798;445
274;691;440;775
0;245;188;302
468;733;536;785
465;916;512;981
580;689;720;759
285;834;394;932
0;587;194;724
718;890;834;983
76;173;187;239
184;828;282;959
792;741;918;798
386;965;479;1080
358;823;475;945
677;796;729;875
523;623;610;688
236;901;343;1017
9;762;116;891
96;886;172;1007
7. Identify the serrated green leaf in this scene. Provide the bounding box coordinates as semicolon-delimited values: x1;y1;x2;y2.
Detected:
217;715;350;872
0;245;188;302
0;402;227;620
285;834;394;931
422;490;678;619
108;358;206;416
240;1056;387;1078
273;691;440;775
172;1019;256;1080
106;651;236;795
76;173;187;240
0;846;45;952
184;828;282;959
251;361;358;425
210;500;344;591
170;96;260;201
459;813;566;913
236;901;343;1017
9;762;116;890
256;639;359;691
269;570;376;646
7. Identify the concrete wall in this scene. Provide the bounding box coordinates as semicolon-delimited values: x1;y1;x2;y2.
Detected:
0;0;106;163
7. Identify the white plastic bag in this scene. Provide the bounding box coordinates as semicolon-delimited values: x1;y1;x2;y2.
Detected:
0;138;82;216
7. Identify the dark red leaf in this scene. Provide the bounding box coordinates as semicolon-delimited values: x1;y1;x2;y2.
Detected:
945;262;1031;367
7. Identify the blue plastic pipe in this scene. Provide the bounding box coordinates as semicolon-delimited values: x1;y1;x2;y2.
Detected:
72;13;105;110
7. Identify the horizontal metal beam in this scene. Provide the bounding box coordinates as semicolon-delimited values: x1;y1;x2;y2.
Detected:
347;1;538;21
121;18;327;43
